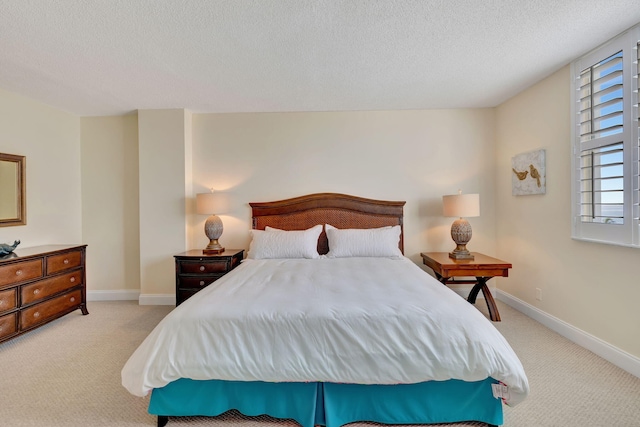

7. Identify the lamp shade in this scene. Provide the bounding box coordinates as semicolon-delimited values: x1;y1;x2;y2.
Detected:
442;193;480;218
196;192;230;215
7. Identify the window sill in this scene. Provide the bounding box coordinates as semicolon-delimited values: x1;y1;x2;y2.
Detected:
571;236;638;249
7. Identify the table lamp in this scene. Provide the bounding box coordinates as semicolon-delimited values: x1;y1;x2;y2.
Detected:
442;191;480;260
196;190;230;254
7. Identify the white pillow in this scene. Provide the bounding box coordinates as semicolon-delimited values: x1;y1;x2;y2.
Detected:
247;225;322;259
325;224;402;258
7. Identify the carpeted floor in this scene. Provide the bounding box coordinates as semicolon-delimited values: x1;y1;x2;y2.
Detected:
0;300;639;426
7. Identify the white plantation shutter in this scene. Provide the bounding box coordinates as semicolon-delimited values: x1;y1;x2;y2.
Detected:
571;24;640;246
635;40;640;227
578;52;623;143
578;51;625;225
579;142;624;224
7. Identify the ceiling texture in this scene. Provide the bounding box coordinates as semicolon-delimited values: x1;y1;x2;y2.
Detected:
1;0;639;117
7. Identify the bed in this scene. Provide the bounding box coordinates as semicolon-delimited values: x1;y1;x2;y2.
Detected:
121;193;529;427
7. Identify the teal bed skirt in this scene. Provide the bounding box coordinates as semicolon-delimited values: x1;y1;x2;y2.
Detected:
149;378;503;427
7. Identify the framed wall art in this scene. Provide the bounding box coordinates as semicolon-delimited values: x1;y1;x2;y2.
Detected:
511;149;546;196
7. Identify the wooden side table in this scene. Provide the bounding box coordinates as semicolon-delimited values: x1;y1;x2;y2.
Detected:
174;249;244;306
420;252;511;322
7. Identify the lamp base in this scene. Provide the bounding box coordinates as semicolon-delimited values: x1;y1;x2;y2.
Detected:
203;238;225;255
203;215;225;254
203;248;225;255
449;248;474;260
449;218;474;260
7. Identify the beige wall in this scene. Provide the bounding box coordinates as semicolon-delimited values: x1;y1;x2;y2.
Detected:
75;108;498;303
0;87;81;247
191;110;498;269
495;66;640;359
80;115;140;293
138;110;192;300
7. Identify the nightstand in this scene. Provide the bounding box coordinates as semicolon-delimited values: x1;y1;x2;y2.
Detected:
420;252;511;322
174;249;244;306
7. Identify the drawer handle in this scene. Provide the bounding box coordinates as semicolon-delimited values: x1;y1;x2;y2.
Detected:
64;259;70;264
33;289;40;295
33;312;40;318
70;297;76;303
16;270;22;276
199;266;205;271
70;277;76;283
199;280;205;286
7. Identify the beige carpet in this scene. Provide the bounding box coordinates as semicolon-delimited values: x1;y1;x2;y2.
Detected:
0;300;639;427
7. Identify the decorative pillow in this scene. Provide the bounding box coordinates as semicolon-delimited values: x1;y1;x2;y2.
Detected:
247;225;322;259
325;224;402;258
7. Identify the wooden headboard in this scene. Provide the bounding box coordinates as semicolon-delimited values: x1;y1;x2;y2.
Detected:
250;193;406;255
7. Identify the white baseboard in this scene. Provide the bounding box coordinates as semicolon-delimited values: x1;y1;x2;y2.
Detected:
86;290;175;306
496;290;640;379
138;294;176;306
87;290;139;301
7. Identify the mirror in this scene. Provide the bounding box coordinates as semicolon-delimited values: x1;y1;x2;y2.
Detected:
0;153;26;227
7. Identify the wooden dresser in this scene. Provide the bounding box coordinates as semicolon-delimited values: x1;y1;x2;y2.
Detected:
0;244;88;343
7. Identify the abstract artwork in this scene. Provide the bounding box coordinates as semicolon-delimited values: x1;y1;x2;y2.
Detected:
511;149;546;196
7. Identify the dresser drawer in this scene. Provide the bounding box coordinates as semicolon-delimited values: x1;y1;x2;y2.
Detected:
46;250;83;275
20;289;82;330
0;312;17;340
0;259;43;287
178;274;223;289
179;259;229;274
0;288;17;314
21;271;83;305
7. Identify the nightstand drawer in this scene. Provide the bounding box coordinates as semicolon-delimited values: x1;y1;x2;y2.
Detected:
177;275;224;289
177;289;201;304
178;260;229;274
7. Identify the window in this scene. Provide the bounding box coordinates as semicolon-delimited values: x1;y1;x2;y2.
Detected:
571;24;640;247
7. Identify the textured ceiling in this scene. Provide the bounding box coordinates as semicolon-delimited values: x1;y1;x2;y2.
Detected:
1;0;639;117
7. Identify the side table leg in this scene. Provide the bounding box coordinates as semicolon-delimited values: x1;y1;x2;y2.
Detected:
434;272;448;285
469;277;501;322
468;281;482;304
481;283;501;322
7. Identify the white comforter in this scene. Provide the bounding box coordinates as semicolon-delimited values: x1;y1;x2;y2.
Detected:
122;257;529;406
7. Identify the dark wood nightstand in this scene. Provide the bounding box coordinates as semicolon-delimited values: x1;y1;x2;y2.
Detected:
420;252;511;322
174;249;244;306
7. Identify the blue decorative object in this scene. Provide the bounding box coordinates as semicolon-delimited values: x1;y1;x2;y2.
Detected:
0;240;20;255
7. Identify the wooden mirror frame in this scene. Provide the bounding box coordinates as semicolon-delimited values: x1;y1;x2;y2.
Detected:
0;153;26;227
